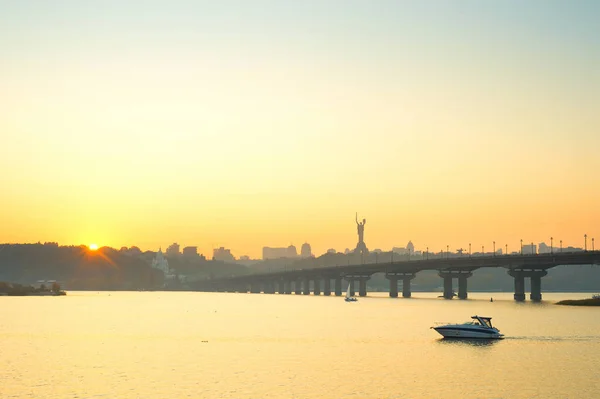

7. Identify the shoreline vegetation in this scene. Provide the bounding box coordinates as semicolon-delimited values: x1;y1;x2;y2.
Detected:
0;281;66;296
556;294;600;306
2;243;600;292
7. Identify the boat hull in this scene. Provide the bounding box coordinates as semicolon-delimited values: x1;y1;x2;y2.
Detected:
433;326;503;339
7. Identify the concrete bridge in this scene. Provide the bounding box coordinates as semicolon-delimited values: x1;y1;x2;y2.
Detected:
190;251;600;301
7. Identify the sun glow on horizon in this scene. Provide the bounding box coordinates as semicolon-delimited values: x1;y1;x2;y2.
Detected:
89;244;98;251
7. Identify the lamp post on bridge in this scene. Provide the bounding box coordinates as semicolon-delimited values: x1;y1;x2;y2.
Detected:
447;245;449;259
584;234;587;251
531;241;534;255
469;243;471;257
505;244;508;255
560;240;562;252
551;237;553;254
520;239;523;255
482;245;484;255
593;238;595;251
493;241;496;256
426;247;429;260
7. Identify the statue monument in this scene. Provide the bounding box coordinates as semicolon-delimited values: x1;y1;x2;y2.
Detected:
354;212;368;255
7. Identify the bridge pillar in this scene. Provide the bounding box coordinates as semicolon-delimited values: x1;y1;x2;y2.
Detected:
277;280;285;294
303;278;311;295
284;280;292;294
294;280;302;295
438;271;472;299
387;276;398;298
358;278;368;297
458;276;468;299
387;273;416;298
334;278;342;296
531;275;542;301
508;269;547;301
443;275;453;299
513;274;525;301
314;279;321;295
323;279;331;296
402;276;414;298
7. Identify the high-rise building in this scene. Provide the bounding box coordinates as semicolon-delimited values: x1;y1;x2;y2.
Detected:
166;243;180;257
300;243;312;258
183;246;198;258
213;247;235;262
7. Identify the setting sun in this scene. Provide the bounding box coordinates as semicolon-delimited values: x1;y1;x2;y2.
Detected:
89;244;98;251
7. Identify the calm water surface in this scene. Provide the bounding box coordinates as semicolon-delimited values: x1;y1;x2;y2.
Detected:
2;291;599;399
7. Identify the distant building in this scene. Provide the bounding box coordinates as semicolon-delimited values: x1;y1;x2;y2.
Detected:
182;246;198;258
263;246;298;260
406;241;415;255
166;243;180;257
538;242;548;254
326;248;336;254
239;255;251;261
300;243;312;258
213;247;235;262
372;248;383;253
152;248;185;284
151;248;170;275
392;247;409;255
522;244;537;255
288;245;297;257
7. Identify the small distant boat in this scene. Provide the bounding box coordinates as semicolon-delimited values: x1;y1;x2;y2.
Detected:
344;283;357;302
431;315;504;339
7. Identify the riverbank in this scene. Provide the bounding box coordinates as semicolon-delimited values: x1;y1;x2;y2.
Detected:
0;281;66;296
556;296;600;306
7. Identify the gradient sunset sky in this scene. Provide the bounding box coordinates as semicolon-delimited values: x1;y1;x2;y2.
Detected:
1;0;599;258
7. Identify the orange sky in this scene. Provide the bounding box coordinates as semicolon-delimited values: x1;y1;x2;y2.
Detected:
1;1;599;258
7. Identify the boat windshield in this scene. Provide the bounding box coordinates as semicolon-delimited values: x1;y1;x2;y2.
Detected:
468;317;493;328
481;318;493;328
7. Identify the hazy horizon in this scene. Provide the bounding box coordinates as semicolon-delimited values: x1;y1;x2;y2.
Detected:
2;1;599;258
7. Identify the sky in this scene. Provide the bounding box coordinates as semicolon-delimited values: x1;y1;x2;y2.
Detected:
1;0;599;258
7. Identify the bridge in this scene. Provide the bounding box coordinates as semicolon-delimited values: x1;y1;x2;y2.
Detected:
190;251;600;301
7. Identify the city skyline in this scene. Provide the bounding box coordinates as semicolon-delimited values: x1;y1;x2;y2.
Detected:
1;1;599;259
2;233;593;261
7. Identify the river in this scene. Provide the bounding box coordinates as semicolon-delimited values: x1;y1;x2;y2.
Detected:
1;291;599;398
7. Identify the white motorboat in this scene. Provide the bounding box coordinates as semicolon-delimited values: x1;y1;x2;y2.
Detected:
344;283;357;302
431;315;504;339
